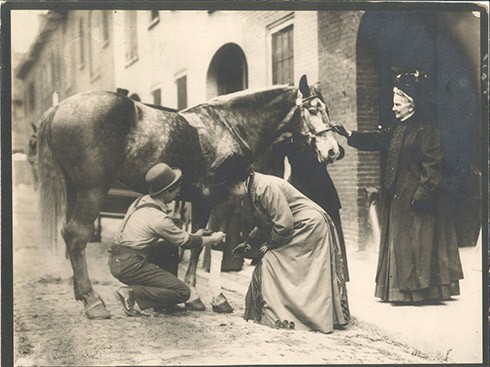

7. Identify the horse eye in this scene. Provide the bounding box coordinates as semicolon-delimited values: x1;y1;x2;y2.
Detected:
308;108;317;115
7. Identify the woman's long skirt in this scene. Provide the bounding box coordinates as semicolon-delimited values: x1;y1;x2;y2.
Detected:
244;209;349;333
375;199;461;302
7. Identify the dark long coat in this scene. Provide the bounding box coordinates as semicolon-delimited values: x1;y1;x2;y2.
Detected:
348;116;463;292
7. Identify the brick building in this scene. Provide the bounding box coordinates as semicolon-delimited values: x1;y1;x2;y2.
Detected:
16;10;116;136
14;9;482;250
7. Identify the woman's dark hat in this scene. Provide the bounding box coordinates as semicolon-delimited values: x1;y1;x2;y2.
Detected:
213;153;252;186
145;163;182;196
393;69;431;104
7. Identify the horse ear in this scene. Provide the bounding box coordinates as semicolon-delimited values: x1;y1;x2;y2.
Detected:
299;75;310;98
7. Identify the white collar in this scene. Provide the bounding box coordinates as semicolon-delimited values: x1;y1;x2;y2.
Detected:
400;110;415;122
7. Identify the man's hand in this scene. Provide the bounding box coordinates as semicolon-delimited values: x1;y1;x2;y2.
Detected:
232;241;252;258
195;228;212;237
201;231;226;247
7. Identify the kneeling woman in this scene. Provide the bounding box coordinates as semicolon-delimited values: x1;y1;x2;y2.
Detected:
215;154;349;333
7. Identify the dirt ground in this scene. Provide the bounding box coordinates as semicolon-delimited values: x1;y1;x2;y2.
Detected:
12;185;445;366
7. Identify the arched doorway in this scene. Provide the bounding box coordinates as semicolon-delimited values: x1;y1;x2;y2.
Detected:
206;43;248;99
356;11;481;247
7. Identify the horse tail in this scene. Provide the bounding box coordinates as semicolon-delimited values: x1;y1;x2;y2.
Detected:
36;106;67;249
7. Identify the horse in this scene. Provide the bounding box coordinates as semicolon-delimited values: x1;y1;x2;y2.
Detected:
35;75;342;319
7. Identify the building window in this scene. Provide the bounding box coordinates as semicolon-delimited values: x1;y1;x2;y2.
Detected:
125;11;138;65
152;88;161;106
61;22;69;91
88;11;101;80
42;64;48;96
271;24;294;85
51;53;58;87
79;18;85;68
102;11;110;46
176;75;187;110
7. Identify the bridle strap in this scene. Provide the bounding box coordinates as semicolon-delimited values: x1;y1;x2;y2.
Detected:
297;97;334;137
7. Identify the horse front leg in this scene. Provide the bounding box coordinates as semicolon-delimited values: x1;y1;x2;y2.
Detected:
207;201;235;313
183;247;206;311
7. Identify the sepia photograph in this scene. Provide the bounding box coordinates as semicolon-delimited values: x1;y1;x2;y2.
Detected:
3;1;488;366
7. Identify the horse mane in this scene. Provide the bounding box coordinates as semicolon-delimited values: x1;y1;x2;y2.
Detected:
180;85;298;160
181;85;294;113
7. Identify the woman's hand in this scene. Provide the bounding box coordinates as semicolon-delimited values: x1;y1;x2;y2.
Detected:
260;244;270;255
232;241;252;258
333;124;352;138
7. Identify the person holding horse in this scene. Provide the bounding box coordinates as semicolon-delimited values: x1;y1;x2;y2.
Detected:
334;70;464;303
214;153;349;333
109;163;226;316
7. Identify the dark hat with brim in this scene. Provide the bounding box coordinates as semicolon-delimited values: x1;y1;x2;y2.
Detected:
213;153;252;187
393;69;431;104
145;163;182;196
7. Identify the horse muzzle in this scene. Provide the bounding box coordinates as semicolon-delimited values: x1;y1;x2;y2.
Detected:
317;144;344;164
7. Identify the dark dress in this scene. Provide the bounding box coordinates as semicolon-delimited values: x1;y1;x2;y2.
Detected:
274;138;349;281
348;116;464;302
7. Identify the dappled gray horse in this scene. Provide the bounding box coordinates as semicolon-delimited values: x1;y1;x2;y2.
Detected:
36;75;342;319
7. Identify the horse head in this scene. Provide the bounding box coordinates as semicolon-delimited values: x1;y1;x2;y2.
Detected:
291;75;343;164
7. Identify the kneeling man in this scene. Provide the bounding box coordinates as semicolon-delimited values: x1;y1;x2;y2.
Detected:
109;163;225;316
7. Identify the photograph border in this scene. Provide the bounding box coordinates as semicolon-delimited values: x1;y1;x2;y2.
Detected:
2;1;488;366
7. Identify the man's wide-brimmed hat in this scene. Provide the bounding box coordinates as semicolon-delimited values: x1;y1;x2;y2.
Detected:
145;163;182;196
213;153;252;186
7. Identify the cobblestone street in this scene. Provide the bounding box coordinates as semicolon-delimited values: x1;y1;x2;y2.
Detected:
12;186;446;366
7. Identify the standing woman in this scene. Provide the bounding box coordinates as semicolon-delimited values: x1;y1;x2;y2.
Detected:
334;71;464;303
215;154;349;333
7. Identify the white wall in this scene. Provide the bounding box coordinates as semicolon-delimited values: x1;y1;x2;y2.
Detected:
113;10;319;108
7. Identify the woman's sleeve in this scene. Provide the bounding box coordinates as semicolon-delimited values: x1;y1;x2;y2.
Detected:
412;127;443;203
257;182;294;248
247;227;268;246
348;128;392;152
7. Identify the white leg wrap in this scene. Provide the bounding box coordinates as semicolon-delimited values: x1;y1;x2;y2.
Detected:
209;250;223;297
188;286;200;302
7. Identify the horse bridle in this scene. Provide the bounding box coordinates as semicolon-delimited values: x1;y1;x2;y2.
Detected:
296;95;334;140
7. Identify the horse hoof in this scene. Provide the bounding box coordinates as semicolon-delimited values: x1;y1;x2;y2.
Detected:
211;293;233;314
84;299;111;320
185;298;206;311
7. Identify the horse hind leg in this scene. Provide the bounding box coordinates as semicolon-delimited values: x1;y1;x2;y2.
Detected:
62;188;111;319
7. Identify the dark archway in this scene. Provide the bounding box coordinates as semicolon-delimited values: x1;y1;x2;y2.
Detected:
206;43;248;99
357;11;481;246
